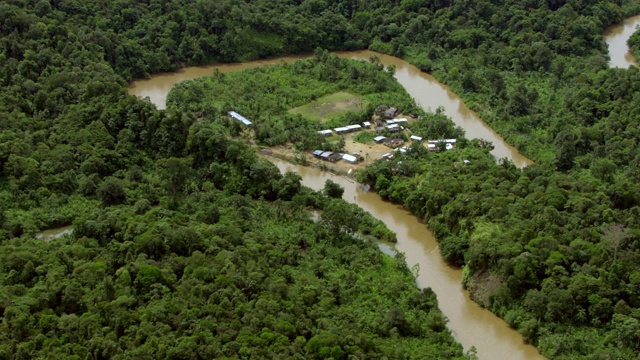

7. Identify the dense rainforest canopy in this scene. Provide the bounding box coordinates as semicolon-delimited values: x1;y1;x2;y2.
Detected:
0;1;468;359
3;0;640;359
629;27;640;59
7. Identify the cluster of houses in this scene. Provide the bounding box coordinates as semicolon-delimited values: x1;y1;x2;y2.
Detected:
313;116;459;164
376;137;458;161
426;139;456;151
317;118;410;137
382;147;410;161
382;118;408;133
312;150;363;164
230;110;459;166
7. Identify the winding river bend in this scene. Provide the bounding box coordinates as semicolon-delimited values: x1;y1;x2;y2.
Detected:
128;21;639;358
271;159;544;360
128;52;542;359
129;51;533;168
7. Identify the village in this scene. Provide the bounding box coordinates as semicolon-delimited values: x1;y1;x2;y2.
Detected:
313;114;457;164
230;107;458;171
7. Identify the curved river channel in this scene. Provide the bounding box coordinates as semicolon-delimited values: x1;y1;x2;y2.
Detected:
128;51;534;168
128;20;637;359
604;15;640;68
128;51;542;360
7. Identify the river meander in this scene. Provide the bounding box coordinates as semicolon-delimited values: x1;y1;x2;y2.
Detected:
128;51;544;359
128;51;534;168
269;158;545;360
126;21;638;357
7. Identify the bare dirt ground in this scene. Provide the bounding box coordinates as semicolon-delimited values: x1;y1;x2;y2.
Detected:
329;97;364;112
258;124;415;176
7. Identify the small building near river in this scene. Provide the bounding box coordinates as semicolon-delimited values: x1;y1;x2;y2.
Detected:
320;151;334;160
384;107;398;119
374;136;387;143
327;153;343;162
384;138;405;149
342;154;358;164
229;111;253;126
386;124;400;132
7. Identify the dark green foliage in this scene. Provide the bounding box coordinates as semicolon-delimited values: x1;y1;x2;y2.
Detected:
0;3;457;353
0;186;463;359
357;142;640;358
168;53;422;151
356;2;640;357
408;107;465;140
96;177;127;206
323;179;345;199
2;0;640;358
629;28;640;60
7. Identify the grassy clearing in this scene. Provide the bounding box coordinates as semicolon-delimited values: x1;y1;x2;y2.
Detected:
353;131;376;144
326;136;343;143
288;91;367;122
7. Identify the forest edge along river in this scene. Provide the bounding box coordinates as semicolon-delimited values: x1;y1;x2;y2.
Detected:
128;50;534;168
128;52;543;360
604;15;640;68
267;158;545;360
127;20;638;359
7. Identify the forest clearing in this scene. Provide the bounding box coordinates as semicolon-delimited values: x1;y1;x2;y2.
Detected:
4;0;640;359
288;92;367;122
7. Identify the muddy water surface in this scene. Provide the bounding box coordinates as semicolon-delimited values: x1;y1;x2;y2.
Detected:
35;225;73;241
128;51;533;167
128;51;544;359
340;51;533;168
128;55;309;111
125;15;640;359
603;15;640;68
270;158;545;360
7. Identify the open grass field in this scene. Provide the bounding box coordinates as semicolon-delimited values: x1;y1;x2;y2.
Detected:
288;91;367;121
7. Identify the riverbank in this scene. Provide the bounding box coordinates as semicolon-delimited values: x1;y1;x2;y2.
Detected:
130;53;545;359
268;156;546;360
7;1;640;358
604;15;640;68
355;16;640;359
130;51;533;168
127;16;640;357
391;15;640;166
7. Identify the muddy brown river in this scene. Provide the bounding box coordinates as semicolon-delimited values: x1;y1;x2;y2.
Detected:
129;51;534;168
127;22;639;357
604;15;640;68
270;159;545;360
128;51;544;359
